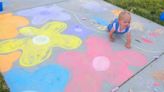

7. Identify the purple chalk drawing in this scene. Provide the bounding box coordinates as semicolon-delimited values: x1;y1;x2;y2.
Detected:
81;1;107;12
64;25;92;39
16;5;71;25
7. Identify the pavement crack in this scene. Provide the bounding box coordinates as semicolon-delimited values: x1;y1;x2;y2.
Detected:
117;52;164;90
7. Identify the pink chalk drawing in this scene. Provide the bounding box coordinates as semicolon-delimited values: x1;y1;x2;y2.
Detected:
140;31;159;44
57;36;147;92
141;37;153;44
149;32;160;37
153;82;160;87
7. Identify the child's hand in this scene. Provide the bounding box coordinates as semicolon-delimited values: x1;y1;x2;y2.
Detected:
125;32;131;49
125;43;131;48
110;37;115;42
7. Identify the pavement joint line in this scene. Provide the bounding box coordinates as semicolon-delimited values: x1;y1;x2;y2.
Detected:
2;0;68;13
111;52;164;92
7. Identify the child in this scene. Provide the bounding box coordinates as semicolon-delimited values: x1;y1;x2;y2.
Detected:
108;10;131;48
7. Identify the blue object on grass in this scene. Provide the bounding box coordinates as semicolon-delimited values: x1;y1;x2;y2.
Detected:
0;1;3;12
160;12;164;21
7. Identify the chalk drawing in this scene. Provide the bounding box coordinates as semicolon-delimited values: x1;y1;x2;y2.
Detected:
112;9;122;16
153;70;164;81
4;65;70;92
16;5;71;25
120;28;164;53
0;22;82;67
64;25;92;39
57;36;147;92
149;32;160;37
92;16;109;26
0;51;21;73
154;28;164;35
0;13;29;39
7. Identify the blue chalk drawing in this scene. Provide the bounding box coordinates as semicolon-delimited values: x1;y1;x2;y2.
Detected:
92;16;109;26
4;65;70;92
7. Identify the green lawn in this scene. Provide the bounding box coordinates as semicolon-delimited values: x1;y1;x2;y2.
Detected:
104;0;164;26
0;74;9;92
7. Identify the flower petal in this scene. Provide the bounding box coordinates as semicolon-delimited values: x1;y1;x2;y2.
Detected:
19;27;39;36
0;13;29;39
86;36;112;57
57;52;85;68
20;46;52;67
41;22;67;33
4;65;70;92
117;50;147;66
32;15;49;25
0;39;25;53
56;35;82;49
0;51;21;73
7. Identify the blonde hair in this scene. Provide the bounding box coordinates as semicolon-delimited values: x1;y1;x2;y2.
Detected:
118;10;131;20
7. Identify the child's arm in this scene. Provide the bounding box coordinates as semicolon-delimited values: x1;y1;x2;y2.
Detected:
109;28;115;42
125;32;131;48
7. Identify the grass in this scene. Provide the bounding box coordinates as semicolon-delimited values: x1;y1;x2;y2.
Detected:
104;0;164;26
0;73;9;92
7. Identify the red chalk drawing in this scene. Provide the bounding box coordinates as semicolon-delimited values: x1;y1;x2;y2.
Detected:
141;37;153;44
149;32;160;37
153;82;160;87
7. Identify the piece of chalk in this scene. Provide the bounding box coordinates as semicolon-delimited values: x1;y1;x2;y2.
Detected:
129;88;133;92
111;87;119;92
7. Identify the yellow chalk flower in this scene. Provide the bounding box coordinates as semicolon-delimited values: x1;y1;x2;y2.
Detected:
0;22;82;67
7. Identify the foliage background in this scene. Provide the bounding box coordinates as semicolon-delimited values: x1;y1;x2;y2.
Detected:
0;74;9;92
105;0;164;26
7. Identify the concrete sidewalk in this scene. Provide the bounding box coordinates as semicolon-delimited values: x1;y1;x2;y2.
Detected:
0;0;164;92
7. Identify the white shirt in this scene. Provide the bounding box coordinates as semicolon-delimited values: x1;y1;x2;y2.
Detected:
112;23;130;33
